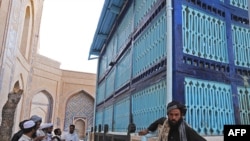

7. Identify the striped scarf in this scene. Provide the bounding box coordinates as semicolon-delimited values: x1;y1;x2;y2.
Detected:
157;119;187;141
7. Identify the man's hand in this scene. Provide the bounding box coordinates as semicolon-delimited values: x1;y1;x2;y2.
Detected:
138;129;149;136
33;135;46;141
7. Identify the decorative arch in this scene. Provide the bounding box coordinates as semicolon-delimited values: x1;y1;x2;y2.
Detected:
30;90;53;122
63;90;94;136
20;0;35;61
64;89;95;100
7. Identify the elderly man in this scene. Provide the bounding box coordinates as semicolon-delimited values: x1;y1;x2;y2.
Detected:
138;101;206;141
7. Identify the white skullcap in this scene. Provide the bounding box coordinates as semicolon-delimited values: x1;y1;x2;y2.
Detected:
39;123;53;129
23;120;35;129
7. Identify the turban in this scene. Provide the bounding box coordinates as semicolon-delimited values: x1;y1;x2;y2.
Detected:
40;123;53;129
167;101;187;115
30;115;42;122
23;120;35;129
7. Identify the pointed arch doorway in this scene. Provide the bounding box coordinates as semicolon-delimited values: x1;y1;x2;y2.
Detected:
74;117;87;139
30;91;53;122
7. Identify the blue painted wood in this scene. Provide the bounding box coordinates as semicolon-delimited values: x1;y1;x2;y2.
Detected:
104;105;113;131
132;80;167;131
113;97;130;132
93;0;250;137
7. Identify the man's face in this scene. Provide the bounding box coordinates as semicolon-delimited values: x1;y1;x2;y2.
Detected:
69;126;74;134
48;126;53;133
57;129;62;135
35;121;42;130
167;108;182;124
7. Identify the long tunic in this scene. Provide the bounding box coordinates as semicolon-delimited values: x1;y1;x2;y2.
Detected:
18;134;33;141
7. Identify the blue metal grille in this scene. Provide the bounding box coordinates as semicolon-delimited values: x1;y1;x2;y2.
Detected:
182;5;228;63
104;105;113;131
230;0;249;10
237;87;250;124
133;10;166;77
232;25;250;68
132;80;166;131
113;97;130;132
185;77;235;135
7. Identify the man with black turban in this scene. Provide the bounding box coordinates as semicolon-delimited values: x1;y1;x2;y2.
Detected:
138;101;206;141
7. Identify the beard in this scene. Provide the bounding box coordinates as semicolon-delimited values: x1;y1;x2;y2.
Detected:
168;117;183;128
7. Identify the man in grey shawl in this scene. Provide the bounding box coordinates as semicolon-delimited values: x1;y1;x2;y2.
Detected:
138;101;206;141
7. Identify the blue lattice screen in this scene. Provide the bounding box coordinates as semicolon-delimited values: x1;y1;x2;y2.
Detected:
117;6;133;52
113;97;130;132
182;5;228;63
103;105;113;131
98;37;116;80
230;0;249;10
133;10;166;77
132;80;166;131
237;87;250;124
232;25;250;68
115;50;131;90
185;77;235;135
134;0;158;27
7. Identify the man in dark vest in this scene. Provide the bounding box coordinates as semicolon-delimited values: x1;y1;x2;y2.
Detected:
138;101;207;141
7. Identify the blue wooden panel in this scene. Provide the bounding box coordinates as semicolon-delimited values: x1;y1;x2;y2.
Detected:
230;0;249;10
133;10;166;77
106;68;115;98
117;6;133;52
104;105;113;131
115;49;131;90
182;5;228;63
97;81;106;104
185;77;235;135
113;97;130;132
98;56;107;79
232;25;250;68
132;80;166;132
134;0;158;27
237;87;250;124
95;110;104;129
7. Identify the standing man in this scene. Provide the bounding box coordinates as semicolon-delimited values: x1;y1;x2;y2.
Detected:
18;120;36;141
138;101;207;141
30;115;45;141
11;119;29;141
61;124;79;141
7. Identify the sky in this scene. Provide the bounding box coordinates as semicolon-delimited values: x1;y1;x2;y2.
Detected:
39;0;105;74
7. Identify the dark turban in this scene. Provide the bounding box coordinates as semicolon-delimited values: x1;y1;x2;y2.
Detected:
167;101;187;115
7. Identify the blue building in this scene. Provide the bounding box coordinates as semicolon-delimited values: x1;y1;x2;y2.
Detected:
88;0;250;140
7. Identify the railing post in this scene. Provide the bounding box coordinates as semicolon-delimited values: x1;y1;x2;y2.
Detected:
104;124;109;141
